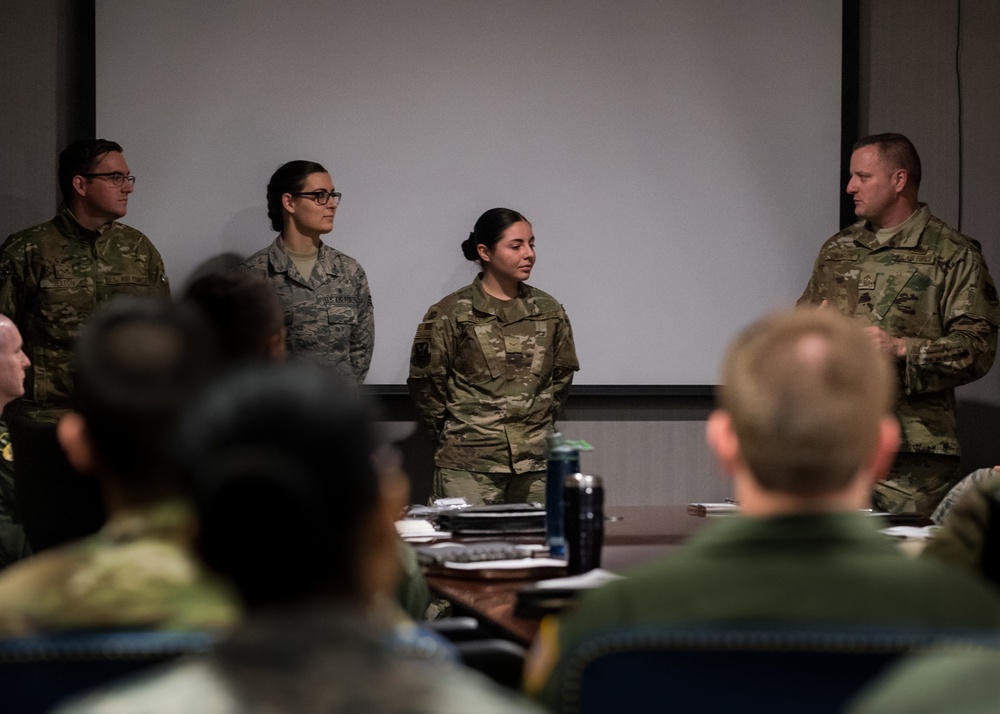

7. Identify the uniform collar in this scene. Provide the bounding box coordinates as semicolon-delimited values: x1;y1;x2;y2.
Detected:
268;236;337;284
53;203;113;241
854;204;931;251
471;275;531;323
101;498;197;546
689;510;896;555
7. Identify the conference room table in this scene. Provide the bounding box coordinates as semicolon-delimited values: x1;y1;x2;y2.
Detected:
423;505;707;646
423;506;932;646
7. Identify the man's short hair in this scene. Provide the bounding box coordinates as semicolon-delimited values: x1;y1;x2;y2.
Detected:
72;296;217;483
853;133;922;189
717;309;895;495
58;139;124;204
182;272;284;365
179;363;378;606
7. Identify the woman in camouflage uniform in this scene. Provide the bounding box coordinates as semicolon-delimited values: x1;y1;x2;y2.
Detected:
238;161;374;383
408;208;579;505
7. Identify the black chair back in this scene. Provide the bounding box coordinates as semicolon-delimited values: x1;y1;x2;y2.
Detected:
561;625;1000;714
0;629;215;714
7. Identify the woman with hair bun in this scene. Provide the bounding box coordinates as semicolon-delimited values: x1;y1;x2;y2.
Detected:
408;208;578;505
238;160;373;383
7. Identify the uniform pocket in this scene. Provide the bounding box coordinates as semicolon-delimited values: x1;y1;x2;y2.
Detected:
455;322;501;383
859;265;918;320
327;305;358;325
38;277;94;340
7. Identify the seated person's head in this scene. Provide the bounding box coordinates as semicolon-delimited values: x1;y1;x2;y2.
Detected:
179;363;406;609
57;297;217;497
708;309;899;510
182;272;286;366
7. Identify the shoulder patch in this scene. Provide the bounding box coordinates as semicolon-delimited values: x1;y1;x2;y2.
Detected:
984;281;999;306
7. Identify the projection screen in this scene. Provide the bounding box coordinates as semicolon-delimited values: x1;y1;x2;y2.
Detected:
97;0;842;385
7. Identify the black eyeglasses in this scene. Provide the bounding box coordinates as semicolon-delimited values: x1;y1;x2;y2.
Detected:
290;190;341;207
80;172;136;187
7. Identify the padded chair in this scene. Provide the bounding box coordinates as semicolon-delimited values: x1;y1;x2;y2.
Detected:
425;616;528;690
0;629;215;714
456;638;527;690
558;624;1000;714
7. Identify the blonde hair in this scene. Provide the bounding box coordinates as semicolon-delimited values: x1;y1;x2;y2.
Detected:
718;309;895;494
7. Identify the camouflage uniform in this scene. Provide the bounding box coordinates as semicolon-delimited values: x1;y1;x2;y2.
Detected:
408;277;578;504
921;468;1000;573
56;604;545;714
798;205;1000;515
0;420;30;569
0;499;240;636
0;205;170;422
238;237;374;384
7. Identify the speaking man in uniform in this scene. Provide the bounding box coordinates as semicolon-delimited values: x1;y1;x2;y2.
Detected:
798;133;1000;517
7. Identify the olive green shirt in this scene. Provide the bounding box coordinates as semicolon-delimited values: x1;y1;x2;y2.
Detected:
408;277;578;474
529;513;1000;710
0;205;170;421
798;205;1000;456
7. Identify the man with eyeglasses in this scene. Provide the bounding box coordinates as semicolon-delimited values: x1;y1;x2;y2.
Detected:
0;139;169;422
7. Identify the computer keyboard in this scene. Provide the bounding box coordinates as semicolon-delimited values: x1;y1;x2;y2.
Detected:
416;542;529;566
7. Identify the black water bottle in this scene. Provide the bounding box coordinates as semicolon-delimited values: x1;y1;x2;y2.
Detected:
563;473;604;574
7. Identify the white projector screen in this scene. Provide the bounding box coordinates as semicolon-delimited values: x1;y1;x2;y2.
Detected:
97;0;842;386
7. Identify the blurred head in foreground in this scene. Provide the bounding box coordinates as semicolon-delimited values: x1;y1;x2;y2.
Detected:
58;296;217;506
707;308;899;514
182;271;286;367
180;362;406;608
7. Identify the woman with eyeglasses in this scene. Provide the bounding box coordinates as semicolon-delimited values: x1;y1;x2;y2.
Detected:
408;208;579;505
237;161;373;383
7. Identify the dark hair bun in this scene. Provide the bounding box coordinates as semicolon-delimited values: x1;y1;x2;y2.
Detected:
461;232;480;262
463;208;527;264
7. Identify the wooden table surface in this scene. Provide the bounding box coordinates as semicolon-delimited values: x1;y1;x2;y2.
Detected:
424;506;710;645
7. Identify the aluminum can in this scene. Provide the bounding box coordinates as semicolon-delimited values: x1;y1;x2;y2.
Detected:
546;440;579;557
563;473;604;574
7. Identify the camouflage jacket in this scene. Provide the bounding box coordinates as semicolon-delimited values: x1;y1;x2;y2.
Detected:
56;605;544;714
0;205;170;420
238;237;374;383
408;277;579;473
0;498;240;636
0;420;30;569
798;205;1000;455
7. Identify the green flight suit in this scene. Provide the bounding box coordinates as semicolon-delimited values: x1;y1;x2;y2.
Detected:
529;513;1000;711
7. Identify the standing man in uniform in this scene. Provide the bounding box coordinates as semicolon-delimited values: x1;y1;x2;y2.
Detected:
798;133;1000;517
0;139;170;422
0;316;32;568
